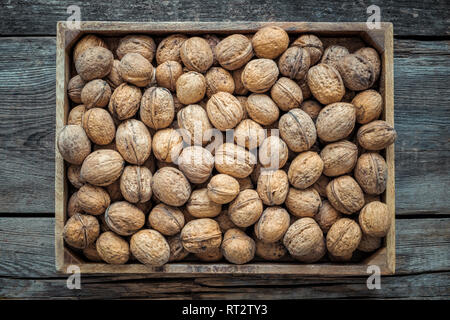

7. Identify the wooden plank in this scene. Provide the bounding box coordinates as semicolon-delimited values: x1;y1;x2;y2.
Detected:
0;0;449;37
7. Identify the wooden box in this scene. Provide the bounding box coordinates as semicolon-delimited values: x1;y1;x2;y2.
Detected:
55;21;395;275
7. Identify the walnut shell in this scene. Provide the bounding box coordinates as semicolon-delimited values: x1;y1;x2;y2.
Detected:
177;104;212;145
106;179;123;202
73;34;108;64
96;231;130;264
255;207;290;243
195;247;223;262
326;218;362;257
320;140;358;177
83;242;102;262
352;90;383;124
357;234;382;252
292;34;324;65
204;34;221;66
355;47;381;82
148;203;185;236
241;59;279;93
77;184;110;215
320;45;349;69
326;175;365;215
207;174;240;204
57;125;91;165
257;169;289;205
337;54;376;91
108;83;142;120
119;165;152;203
297;76;312;100
229;189;263;227
236;177;253;191
152;128;183;163
255;239;287;261
312;174;329;197
63;213;100;249
106;59;124;90
215;143;256;178
68;192;83;217
68;105;86;125
206;92;243;131
104;201;146;236
67;165;85;189
140;87;175;130
116;35;156;62
180;218;222;254
357;120;397;151
316;102;356;142
80;149;124;186
235;96;249;120
307;63;345;105
116;119;152;165
221;228;255;264
232;67;249;95
68;75;86;103
270;77;303;111
82;107;115;145
130;229;170;266
278;46;311;80
283;217;326;262
279;108;317;152
205;67;235;98
285;187;321;218
234;119;265;150
288;151;324;189
168;234;190;261
119;52;154;87
180;37;214;73
177;146;214;184
176;71;206;105
155;60;183;92
156;34;187;65
151;167;191;206
314;200;342;233
300;100;322;121
75;46;114;81
81;79;111;109
359;201;391;237
214;209;242;232
252;26;289;59
215;34;253;70
246;93;280;125
186;188;222;218
354;152;388;195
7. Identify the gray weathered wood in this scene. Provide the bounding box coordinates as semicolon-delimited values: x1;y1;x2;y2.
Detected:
0;0;449;37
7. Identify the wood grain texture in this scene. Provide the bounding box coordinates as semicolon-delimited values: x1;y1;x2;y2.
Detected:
0;0;449;37
0;37;448;215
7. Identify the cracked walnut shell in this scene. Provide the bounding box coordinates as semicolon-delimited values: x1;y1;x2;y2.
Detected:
181;218;222;254
292;34;324;65
63;213;100;249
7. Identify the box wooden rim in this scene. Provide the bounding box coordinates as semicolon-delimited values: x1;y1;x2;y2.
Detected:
55;21;395;276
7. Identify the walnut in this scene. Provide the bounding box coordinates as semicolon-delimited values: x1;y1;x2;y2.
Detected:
270;77;303;111
104;201;145;236
73;34;108;63
156;34;187;65
337;54;376;91
77;184;111;215
255;239;287;261
241;59;279;93
96;231;130;264
320;45;349;69
130;229;170;266
119;165;152;203
229;189;263;227
357;120;397;151
152;128;183;163
151;167;191;206
352;90;383;124
320;140;358;177
178;146;214;184
278;46;311;80
207;174;240;204
106;179;123;202
326;175;365;214
235;96;249;120
246;93;280;125
297;76;312;100
176;71;206;105
288;151;324;189
358;234;382;252
106;59;124;90
167;234;190;261
75;46;114;81
364;193;381;204
215;34;253;70
186;188;222;218
316;102;356;142
67;165;85;189
63;213;99;249
80;149;124;186
314;200;342;233
148;203;185;236
195;247;223;262
68;105;86;125
180;37;213;73
68;75;86;103
283;217;326;263
326;218;362;258
68;192;83;217
140;87;175;130
307;63;345;104
177;104;212;145
300;100;322;121
82;107;115;145
155;60;183;92
203;34;221;66
251;26;289;59
359;201;391;237
214;209;242;232
234;119;265;150
57;125;91;165
221;228;255;264
116;119;152;165
279;108;317;152
206;92;243;130
81;79;111;109
292;34;324;65
285;187;321;218
254;207;290;243
215;143;256;178
83;242;102;262
205;67;235;98
180;218;222;253
312;174;329;197
108;83;142;120
354;152;388;195
236;177;253;191
116;35;156;62
256;169;289;205
355;47;381;82
119;52;154;87
232;67;249;95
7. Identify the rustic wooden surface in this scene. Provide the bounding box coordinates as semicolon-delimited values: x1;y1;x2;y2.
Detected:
0;1;449;299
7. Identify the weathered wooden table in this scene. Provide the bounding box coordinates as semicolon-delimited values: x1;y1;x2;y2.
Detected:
0;1;449;299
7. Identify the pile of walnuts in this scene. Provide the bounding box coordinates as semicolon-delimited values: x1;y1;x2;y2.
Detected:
59;27;396;266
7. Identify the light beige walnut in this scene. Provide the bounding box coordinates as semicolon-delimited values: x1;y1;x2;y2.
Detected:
214;209;242;232
221;228;255;264
314;200;342;233
80;149;124;186
286;187;321;218
96;231;130;264
177;104;212;145
279;108;317;152
120;165;152;203
307;63;345;105
254;207;290;243
316;102;356;142
108;83;142;120
255;239;287;261
326;218;362;258
180;218;222;254
207;174;240;204
186;188;222;218
57;125;91;165
82;107;115;145
241;59;279;93
116;119;152;165
234;119;265;150
75;46;114;81
180;37;214;73
252;26;289;59
359;201;391;237
205;67;235;97
77;184;110;215
257;170;289;206
140;87;175;130
288;151;324;189
119;52;154;87
68;105;86;125
148;203;185;236
177;146;214;184
215;143;256;178
63;213;99;249
151;167;191;206
116;35;156;62
155;60;183;92
130;229;170;266
152;128;183;163
320;140;358;177
326;175;365;215
357;120;397;151
104;201;145;236
215;34;253;70
246;93;280;126
270;77;303;111
176;71;206;105
229;189;263;227
206;92;243;130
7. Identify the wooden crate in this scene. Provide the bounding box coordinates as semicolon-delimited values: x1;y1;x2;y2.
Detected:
55;21;395;276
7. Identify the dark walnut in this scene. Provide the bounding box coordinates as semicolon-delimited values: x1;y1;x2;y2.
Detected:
337;53;376;91
355;47;381;82
75;46;114;81
278;46;311;80
320;45;349;70
292;34;324;65
300;100;322;121
354;152;388;195
314;200;342;233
